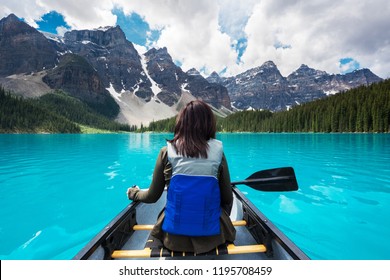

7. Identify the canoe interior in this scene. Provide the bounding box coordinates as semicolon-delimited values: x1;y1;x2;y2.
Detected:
74;188;309;260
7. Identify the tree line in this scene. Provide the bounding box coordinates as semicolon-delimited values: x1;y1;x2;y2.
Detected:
0;87;80;133
37;91;134;132
147;79;390;133
0;87;135;133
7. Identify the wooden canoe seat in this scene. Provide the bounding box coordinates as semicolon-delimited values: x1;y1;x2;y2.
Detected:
111;243;266;259
111;219;264;259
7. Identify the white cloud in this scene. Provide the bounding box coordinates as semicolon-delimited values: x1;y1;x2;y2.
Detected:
1;0;390;78
217;0;258;40
113;0;239;75
339;58;360;74
38;0;117;29
241;0;390;78
154;9;237;74
0;0;116;30
0;1;47;28
56;26;70;36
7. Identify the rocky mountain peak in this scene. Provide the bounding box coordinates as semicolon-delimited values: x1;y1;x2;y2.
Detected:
288;64;327;80
64;25;127;47
234;61;284;86
262;60;277;69
186;68;201;76
145;47;172;62
1;13;19;24
340;68;383;87
149;46;168;54
209;71;220;78
259;61;282;75
206;71;223;84
0;13;35;34
295;64;311;74
0;13;57;76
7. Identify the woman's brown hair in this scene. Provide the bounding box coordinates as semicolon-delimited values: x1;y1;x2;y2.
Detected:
169;100;216;158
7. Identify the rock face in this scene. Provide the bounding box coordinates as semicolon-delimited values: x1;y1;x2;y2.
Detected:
57;25;232;110
287;65;383;106
63;26;153;101
217;61;291;110
184;68;231;109
285;64;329;105
143;47;232;109
144;47;186;106
42;53;119;118
0;14;57;76
209;62;383;111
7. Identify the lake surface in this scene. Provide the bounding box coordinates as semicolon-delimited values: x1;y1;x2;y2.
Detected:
0;133;389;260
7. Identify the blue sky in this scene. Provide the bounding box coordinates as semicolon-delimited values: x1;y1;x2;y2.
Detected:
339;58;361;75
112;8;160;47
2;0;389;78
35;11;70;34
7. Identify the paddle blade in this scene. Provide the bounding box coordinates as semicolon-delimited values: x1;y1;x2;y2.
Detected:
232;167;298;192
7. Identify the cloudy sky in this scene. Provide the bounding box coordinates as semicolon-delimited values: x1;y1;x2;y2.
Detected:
1;0;389;78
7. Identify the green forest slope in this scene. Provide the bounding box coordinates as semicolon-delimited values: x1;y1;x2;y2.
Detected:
0;87;133;133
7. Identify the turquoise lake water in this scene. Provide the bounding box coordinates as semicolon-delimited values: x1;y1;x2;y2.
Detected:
0;133;389;260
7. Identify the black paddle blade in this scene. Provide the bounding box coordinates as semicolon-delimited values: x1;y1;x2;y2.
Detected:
231;167;298;192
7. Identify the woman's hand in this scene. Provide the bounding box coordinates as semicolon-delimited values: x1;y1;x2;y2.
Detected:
127;185;140;200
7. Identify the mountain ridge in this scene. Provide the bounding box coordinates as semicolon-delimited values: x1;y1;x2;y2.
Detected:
207;61;382;111
0;13;383;126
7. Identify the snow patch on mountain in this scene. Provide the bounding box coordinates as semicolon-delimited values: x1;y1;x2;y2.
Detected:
181;83;190;93
40;31;64;43
324;90;338;95
106;83;122;102
139;53;161;96
94;26;113;32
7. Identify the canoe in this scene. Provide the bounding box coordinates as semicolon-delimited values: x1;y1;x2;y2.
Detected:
73;167;309;260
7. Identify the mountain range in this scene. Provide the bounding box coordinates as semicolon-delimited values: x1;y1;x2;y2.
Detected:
207;62;383;111
0;13;383;126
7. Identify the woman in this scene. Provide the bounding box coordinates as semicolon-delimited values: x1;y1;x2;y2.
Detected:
127;100;236;254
